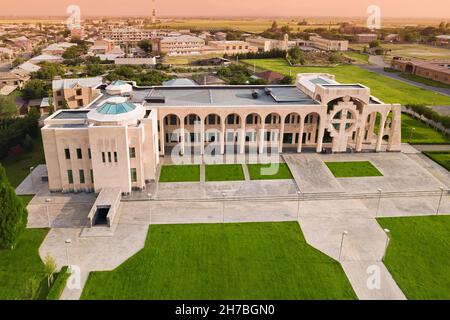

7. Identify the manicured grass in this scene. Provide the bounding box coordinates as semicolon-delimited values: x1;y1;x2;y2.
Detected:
401;114;450;144
241;58;450;106
377;216;450;300
325;161;383;178
0;228;50;300
247;163;293;180
1;133;45;188
81;222;357;300
159;165;200;182
424;151;450;171
399;73;450;89
205;164;245;182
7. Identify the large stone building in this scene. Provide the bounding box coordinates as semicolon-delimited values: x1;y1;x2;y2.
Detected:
391;58;450;85
245;35;289;52
42;74;401;194
309;36;349;51
152;35;205;56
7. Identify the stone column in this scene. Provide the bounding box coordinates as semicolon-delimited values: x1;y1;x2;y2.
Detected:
297;119;304;153
279;120;285;153
159;116;165;156
316;116;325;153
200;119;205;155
180;120;185;156
259;122;266;154
239;121;246;154
220;120;225;155
376;117;386;152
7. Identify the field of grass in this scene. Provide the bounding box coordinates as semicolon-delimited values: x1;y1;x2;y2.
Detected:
241;58;450;106
205;164;245;181
377;216;450;300
350;43;450;61
343;51;369;64
0;228;50;300
399;73;450;89
81;222;357;300
325;161;383;178
247;163;293;180
1;133;45;188
401;114;450;144
423;151;450;171
159;165;200;182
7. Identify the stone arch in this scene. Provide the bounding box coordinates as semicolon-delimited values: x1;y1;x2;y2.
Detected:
245;113;262;125
204;113;221;125
184;113;202;125
265;112;282;124
284;112;301;124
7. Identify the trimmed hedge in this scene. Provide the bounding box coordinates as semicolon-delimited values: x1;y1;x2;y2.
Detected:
46;266;71;300
405;104;450;130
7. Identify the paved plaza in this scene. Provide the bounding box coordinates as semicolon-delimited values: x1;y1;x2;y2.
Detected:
20;149;450;300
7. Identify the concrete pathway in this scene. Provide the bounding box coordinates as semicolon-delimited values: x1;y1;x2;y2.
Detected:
413;144;450;152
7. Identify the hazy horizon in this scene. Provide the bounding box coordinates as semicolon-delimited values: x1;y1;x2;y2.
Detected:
1;0;449;19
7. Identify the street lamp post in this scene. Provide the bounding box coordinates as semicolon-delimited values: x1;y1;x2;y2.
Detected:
383;229;390;261
296;190;301;221
338;231;348;261
65;239;72;269
376;188;382;218
147;193;152;225
409;127;416;143
221;192;226;223
45;198;51;228
436;187;445;215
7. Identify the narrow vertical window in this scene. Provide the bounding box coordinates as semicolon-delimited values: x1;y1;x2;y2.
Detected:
65;148;70;159
79;170;85;184
130;168;137;182
88;148;91;159
108;152;112;163
114;151;118;163
76;148;82;159
129;147;136;158
67;170;73;184
90;169;94;183
102;152;106;163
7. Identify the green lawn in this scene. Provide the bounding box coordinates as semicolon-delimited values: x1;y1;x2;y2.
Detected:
424;151;450;171
0;228;50;300
81;222;357;300
159;165;200;182
247;163;293;180
241;58;450;106
401;114;450;144
1;133;45;188
205;164;245;181
343;52;369;64
325;161;383;178
377;216;450;300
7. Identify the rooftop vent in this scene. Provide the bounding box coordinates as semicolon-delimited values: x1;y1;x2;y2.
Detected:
252;90;259;99
146;96;166;104
264;87;272;95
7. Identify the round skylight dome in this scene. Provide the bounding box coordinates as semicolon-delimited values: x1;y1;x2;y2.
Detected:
97;101;136;115
105;80;133;95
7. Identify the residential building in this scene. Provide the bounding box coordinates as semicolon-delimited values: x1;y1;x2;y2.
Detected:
309;36;348;51
101;27;165;45
41;74;401;194
435;35;450;47
0;71;30;89
391;58;450;85
42;42;75;55
30;54;64;64
52;77;103;110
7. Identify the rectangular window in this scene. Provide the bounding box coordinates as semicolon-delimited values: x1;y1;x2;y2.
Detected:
90;169;94;183
76;148;82;159
130;168;137;182
102;152;106;163
129;147;136;158
108;152;112;163
114;151;118;163
88;148;91;159
79;169;85;184
64;148;70;159
67;170;73;184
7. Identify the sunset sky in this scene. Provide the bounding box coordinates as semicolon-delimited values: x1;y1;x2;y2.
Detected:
1;0;449;18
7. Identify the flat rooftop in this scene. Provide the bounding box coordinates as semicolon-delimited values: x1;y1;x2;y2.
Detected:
145;86;318;106
52;110;89;119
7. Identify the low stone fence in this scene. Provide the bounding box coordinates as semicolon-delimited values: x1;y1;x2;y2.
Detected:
402;107;450;137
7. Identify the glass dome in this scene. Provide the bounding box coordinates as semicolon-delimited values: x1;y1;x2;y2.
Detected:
96;102;136;115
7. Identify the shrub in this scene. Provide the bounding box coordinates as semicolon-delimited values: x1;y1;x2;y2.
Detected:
7;145;24;158
46;266;71;300
405;104;450;130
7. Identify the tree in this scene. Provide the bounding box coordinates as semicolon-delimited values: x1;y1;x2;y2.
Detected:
369;40;381;48
32;62;65;80
22;79;48;100
280;75;294;84
137;39;152;54
43;254;57;287
0;163;28;249
86;64;104;77
0;95;17;119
